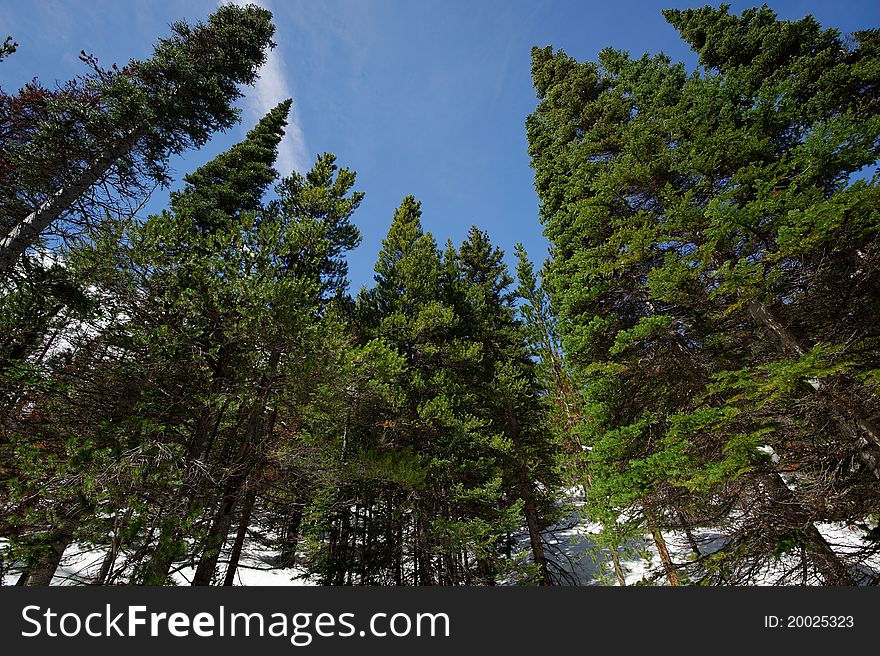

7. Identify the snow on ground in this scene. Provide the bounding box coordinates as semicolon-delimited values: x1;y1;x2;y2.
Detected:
521;488;880;586
4;491;879;585
0;536;315;586
529;490;654;586
171;542;315;586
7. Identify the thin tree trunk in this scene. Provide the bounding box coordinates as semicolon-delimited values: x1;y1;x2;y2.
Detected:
504;395;552;585
391;494;403;585
523;498;551;586
93;507;131;586
222;489;256;587
415;511;431;585
192;352;278;586
94;544;117;587
678;511;702;558
279;505;303;567
189;341;232;461
0;131;139;274
138;512;186;585
137;345;233;585
610;550;627;586
650;525;679;586
191;456;254;586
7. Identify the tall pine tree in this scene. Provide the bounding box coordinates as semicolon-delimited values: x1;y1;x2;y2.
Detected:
527;5;879;584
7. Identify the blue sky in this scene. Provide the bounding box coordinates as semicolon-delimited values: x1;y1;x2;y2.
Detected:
2;0;878;292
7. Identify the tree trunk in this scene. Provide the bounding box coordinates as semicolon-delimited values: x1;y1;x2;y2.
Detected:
138;512;186;585
503;395;552;585
415;511;431;585
759;471;855;585
93;508;130;585
188;341;232;461
23;506;81;586
137;344;233;585
649;525;679;586
94;546;117;587
523;498;551;586
222;489;256;587
610;550;627;586
279;505;303;567
0;131;139;275
192;351;278;586
191;461;253;586
672;509;703;558
747;300;880;478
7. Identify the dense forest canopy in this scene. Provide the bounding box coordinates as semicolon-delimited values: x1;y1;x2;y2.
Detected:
1;3;878;586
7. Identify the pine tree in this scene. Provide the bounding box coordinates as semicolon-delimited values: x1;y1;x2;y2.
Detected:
0;3;276;274
527;5;879;584
456;228;561;585
316;209;560;586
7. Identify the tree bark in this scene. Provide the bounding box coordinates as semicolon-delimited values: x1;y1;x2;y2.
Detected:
610;550;627;586
0;131;140;275
191;455;254;586
759;471;855;585
192;351;278;586
138;512;186;585
93;508;130;585
523;498;552;586
137;341;235;585
23;506;81;586
503;395;552;585
747;300;880;478
650;525;680;586
222;489;256;587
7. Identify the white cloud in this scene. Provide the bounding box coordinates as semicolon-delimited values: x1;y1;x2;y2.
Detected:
224;0;310;175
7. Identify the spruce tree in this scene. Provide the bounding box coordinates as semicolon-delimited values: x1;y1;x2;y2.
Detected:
456;228;561;585
527;5;879;584
2;101;368;586
0;3;276;274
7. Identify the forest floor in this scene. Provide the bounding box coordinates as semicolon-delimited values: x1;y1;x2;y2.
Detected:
3;488;878;585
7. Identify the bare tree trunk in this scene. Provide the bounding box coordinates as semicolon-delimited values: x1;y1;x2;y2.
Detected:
278;504;303;567
222;489;256;587
523;498;551;586
0;132;139;275
610;550;627;586
678;511;703;558
650;525;680;586
93;508;131;585
415;511;432;585
94;546;117;587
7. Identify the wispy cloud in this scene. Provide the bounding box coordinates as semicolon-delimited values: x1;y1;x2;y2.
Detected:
224;0;309;175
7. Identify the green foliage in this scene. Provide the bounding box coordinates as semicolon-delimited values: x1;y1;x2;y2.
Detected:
0;36;16;62
528;4;880;584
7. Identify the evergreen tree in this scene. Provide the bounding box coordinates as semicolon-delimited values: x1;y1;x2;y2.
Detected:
0;3;276;274
527;5;879;584
311;208;560;586
2;97;367;585
456;228;561;585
